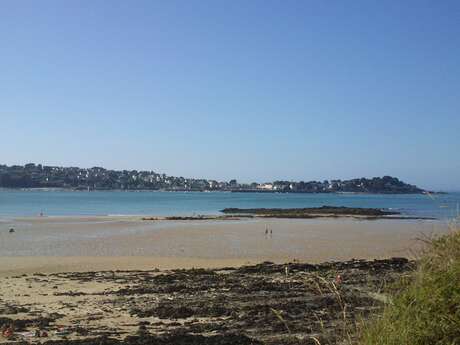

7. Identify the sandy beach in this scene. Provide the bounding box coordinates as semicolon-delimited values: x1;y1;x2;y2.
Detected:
0;216;448;276
0;216;452;344
0;256;414;344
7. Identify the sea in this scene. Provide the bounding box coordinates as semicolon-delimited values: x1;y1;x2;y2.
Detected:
0;190;459;220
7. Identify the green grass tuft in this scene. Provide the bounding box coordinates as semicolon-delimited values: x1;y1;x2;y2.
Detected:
359;226;460;345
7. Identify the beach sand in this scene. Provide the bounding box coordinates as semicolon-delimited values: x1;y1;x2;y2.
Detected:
0;257;414;344
0;216;452;344
0;216;448;276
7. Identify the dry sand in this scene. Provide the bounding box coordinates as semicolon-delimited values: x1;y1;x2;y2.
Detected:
0;216;449;276
0;258;412;344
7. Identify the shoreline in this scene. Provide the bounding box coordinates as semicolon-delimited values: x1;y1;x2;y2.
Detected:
0;216;450;344
2;209;439;222
1;187;435;194
0;216;448;277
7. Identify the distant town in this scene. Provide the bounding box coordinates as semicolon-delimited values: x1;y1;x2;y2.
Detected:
0;163;425;194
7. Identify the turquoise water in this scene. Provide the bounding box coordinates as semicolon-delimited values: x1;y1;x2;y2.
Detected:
0;190;459;219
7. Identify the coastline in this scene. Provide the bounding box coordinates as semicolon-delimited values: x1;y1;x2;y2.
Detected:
0;215;452;344
1;187;434;194
0;215;448;277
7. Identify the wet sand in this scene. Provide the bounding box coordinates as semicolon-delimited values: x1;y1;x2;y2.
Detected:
0;216;451;344
0;216;448;276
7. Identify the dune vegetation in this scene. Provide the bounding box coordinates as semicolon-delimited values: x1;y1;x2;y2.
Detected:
358;223;460;345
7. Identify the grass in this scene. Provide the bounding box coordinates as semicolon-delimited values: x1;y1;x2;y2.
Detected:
358;223;460;345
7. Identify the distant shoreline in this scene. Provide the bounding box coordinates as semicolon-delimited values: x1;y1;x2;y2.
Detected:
0;187;446;194
4;211;439;222
0;164;427;193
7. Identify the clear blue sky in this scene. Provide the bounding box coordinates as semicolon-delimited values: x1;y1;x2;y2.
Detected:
1;1;459;190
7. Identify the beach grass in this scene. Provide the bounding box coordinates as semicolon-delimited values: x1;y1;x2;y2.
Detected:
358;222;460;345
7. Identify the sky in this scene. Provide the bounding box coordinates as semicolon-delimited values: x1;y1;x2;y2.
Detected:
1;1;459;191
